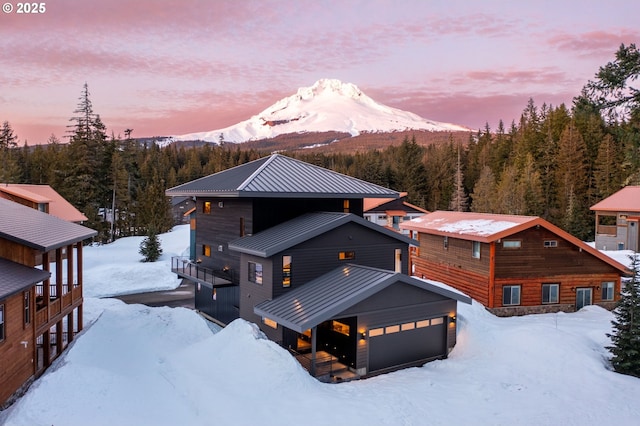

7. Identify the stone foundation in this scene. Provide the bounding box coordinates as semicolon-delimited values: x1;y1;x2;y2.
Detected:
488;302;616;317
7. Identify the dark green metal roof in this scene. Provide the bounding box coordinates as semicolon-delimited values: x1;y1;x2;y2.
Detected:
228;211;416;257
165;154;399;198
254;264;472;333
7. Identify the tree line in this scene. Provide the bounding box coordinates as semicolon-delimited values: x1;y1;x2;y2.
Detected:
1;44;638;243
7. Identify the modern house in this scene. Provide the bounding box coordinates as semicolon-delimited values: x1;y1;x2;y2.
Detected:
401;211;628;316
591;186;640;252
167;154;470;379
229;211;469;378
363;192;429;235
0;183;88;223
170;196;195;225
0;198;96;408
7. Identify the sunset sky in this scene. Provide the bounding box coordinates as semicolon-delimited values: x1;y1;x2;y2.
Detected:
1;0;638;144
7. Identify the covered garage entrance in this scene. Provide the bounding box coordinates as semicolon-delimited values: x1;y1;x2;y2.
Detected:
368;316;447;372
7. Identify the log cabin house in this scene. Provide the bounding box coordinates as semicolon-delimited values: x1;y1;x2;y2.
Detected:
591;185;640;252
0;198;96;408
167;154;470;380
401;211;629;316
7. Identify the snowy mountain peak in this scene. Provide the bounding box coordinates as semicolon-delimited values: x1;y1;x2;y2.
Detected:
171;79;470;144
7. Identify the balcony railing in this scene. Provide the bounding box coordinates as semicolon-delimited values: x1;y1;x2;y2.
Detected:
171;256;234;287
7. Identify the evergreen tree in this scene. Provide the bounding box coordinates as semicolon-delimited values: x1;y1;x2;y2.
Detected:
139;229;163;262
607;253;640;377
0;121;20;183
449;142;469;211
471;166;497;213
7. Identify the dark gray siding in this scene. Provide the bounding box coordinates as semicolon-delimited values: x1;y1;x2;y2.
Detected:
195;282;239;325
338;283;457;372
196;197;253;282
270;222;409;300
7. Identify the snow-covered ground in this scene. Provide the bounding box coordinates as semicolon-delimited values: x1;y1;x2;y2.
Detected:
2;226;639;425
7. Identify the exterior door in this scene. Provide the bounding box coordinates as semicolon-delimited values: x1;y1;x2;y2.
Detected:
576;288;592;311
628;220;638;252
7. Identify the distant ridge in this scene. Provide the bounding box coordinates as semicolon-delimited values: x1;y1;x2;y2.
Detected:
166;79;470;146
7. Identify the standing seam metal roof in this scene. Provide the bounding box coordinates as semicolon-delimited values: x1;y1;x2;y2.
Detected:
228;211;416;257
254;264;471;333
0;198;97;251
166;154;399;198
0;258;51;300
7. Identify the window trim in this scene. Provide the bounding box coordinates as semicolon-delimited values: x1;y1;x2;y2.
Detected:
248;261;263;285
502;285;521;306
601;281;615;301
472;241;481;259
502;240;521;249
542;283;559;304
282;255;292;287
24;291;31;326
0;304;5;342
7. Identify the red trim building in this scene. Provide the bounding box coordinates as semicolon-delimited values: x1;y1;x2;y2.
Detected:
401;211;629;316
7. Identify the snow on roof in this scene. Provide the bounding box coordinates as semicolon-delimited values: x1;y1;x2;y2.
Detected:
590;186;640;212
401;211;536;241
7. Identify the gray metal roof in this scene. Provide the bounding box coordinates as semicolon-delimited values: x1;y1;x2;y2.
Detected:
228;212;416;257
0;198;97;252
254;264;472;333
0;258;51;300
165;154;399;198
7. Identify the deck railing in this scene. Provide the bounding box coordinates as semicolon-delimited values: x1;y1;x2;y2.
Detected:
596;224;617;236
171;256;234;287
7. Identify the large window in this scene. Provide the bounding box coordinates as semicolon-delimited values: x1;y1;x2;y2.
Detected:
0;304;4;342
542;283;559;304
249;261;263;285
472;241;481;259
203;201;211;214
502;285;521;306
601;282;615;301
282;255;291;287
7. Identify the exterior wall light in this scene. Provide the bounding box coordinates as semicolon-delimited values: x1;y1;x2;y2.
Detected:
360;332;366;341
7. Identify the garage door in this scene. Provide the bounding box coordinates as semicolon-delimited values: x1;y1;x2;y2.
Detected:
368;316;447;373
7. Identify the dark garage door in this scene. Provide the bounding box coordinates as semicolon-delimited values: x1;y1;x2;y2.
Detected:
368;316;447;372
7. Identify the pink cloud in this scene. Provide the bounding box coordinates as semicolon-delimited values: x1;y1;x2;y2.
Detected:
548;30;640;58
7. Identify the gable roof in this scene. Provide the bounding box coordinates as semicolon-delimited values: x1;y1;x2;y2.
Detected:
0;183;88;222
401;211;629;274
228;211;416;257
590;186;640;213
0;198;97;251
254;264;471;333
0;258;51;300
165;154;399;199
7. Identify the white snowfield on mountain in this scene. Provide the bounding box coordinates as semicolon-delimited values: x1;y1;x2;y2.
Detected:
172;79;470;144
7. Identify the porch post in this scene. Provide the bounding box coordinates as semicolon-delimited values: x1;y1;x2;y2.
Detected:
310;326;317;376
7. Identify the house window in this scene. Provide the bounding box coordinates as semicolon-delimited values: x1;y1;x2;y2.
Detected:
263;317;277;329
248;261;263;284
472;241;481;259
282;255;292;287
339;251;355;261
385;325;400;334
331;320;350;336
394;249;402;273
0;304;4;342
502;285;521;306
543;240;558;248
368;328;384;337
203;201;211;214
343;199;350;213
601;282;615;301
202;244;211;257
503;240;521;249
443;236;448;249
542;283;559;304
24;291;31;325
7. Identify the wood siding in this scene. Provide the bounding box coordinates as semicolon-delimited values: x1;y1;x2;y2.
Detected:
494;227;622;278
411;227;623;313
0;290;34;407
0;238;36;267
